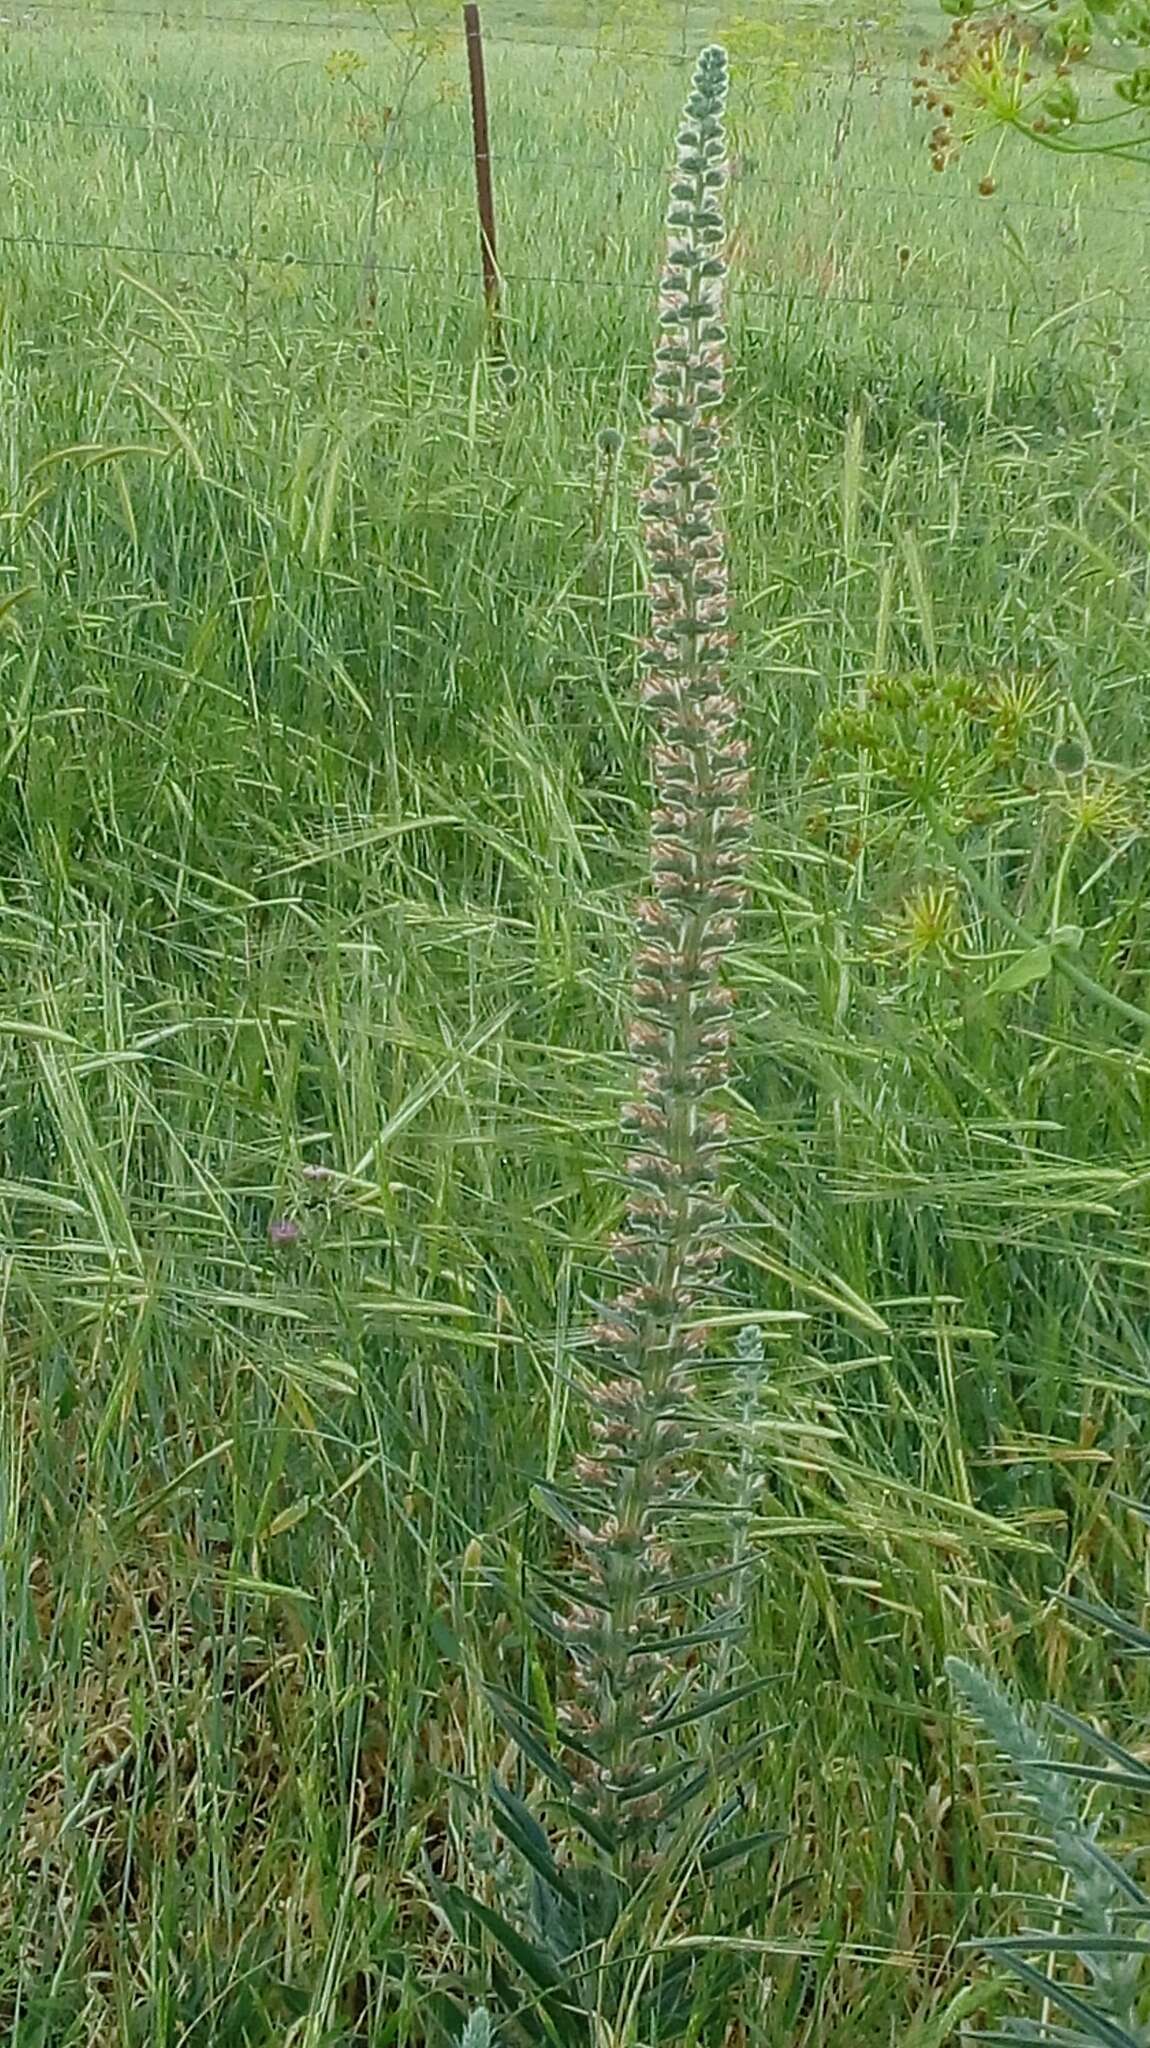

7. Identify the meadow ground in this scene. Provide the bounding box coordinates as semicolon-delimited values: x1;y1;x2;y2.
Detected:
4;2;1150;2042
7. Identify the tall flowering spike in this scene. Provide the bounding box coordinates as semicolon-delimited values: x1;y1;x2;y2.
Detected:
557;45;750;1846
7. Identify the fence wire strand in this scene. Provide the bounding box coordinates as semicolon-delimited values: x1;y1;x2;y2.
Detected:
0;106;1144;225
0;226;1145;336
16;0;919;74
0;7;1143;356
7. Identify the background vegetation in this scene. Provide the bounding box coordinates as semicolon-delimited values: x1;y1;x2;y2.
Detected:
3;1;1150;2041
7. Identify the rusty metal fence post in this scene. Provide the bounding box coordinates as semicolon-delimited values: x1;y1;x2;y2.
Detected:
462;4;502;347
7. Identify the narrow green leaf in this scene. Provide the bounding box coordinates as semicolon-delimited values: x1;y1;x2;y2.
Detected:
987;1932;1150;1956
489;1781;578;1909
963;2032;1087;2047
994;1954;1143;2048
1033;1759;1150;1793
485;1693;573;1795
430;1613;464;1662
551;1798;619;1857
529;1485;585;1539
631;1616;743;1656
987;944;1053;996
1060;1592;1150;1653
698;1828;784;1873
1046;1704;1150;1784
654;1763;713;1822
441;1888;587;2048
488;1962;551;2045
610;1756;698;1803
443;1890;565;1997
648;1558;752;1596
1057;1828;1150;1908
430;1887;551;2045
648;1674;775;1734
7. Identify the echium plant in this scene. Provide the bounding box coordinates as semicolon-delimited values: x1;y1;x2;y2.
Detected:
558;35;750;1843
949;1646;1150;2045
439;45;771;2047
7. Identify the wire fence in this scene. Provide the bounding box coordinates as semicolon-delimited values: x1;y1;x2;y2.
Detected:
13;0;922;72
0;228;1143;343
0;4;1146;353
0;102;1148;228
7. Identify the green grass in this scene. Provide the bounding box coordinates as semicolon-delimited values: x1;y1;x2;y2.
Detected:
3;3;1150;2042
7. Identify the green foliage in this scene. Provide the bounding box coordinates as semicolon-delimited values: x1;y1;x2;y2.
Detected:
815;655;1145;1027
1042;75;1082;123
920;0;1150;173
949;1654;1150;2045
5;6;1150;2046
717;6;840;107
818;665;1059;806
1115;62;1150;100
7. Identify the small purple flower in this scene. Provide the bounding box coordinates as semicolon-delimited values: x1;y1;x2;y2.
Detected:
268;1217;302;1248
